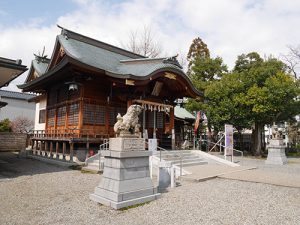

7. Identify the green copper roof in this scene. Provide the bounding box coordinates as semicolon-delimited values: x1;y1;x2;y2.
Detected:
20;26;202;97
174;106;195;120
58;34;185;78
32;59;49;76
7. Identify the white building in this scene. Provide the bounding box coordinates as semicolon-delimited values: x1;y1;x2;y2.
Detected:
0;90;36;122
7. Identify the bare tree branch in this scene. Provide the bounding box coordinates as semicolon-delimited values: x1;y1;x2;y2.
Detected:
281;45;300;80
122;25;163;58
11;116;34;134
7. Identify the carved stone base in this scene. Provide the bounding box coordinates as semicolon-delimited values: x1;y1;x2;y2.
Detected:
265;139;287;165
90;137;159;209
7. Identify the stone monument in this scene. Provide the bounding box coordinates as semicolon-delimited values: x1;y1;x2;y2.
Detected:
265;124;287;165
90;105;160;209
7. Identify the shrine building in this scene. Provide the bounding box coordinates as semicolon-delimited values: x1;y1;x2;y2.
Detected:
19;26;202;162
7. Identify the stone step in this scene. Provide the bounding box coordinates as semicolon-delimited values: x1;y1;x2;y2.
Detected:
87;162;102;167
162;155;200;161
169;158;206;165
173;160;208;167
81;165;101;173
155;152;193;158
158;150;192;154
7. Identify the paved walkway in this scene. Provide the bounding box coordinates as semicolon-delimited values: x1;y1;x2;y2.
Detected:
219;169;300;188
181;156;300;188
181;165;256;181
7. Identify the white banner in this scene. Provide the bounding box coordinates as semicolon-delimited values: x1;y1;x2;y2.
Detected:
224;124;233;157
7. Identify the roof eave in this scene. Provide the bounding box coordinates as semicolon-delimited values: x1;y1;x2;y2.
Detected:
18;57;69;91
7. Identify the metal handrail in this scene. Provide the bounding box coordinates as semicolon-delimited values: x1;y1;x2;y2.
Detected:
144;140;167;162
85;140;109;171
200;139;243;164
208;135;224;152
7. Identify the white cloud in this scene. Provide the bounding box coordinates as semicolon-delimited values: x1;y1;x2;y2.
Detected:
1;0;300;91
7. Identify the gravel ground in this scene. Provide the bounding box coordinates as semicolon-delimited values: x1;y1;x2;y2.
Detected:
0;153;300;225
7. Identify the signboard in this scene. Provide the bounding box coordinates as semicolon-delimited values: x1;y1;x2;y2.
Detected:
148;138;157;153
224;124;233;158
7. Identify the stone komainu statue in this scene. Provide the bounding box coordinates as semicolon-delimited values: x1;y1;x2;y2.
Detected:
272;124;283;139
113;104;142;136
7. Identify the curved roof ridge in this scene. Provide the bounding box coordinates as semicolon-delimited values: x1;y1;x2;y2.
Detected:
120;58;165;63
57;25;146;59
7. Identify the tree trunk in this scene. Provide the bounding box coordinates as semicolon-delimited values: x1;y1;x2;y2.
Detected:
238;129;243;151
252;122;263;156
207;124;212;151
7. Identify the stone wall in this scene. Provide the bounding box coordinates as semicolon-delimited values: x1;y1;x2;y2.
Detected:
0;133;28;152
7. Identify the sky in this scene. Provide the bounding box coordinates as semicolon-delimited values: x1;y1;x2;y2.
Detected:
1;0;300;91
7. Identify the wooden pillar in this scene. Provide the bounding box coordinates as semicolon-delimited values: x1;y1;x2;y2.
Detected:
170;107;175;130
86;141;90;160
44;141;48;157
62;142;66;161
142;108;146;138
56;142;59;160
170;107;175;149
78;87;84;137
105;106;109;134
153;110;156;139
40;141;45;156
78;99;83;137
127;100;132;108
50;141;53;158
31;140;36;155
70;142;74;162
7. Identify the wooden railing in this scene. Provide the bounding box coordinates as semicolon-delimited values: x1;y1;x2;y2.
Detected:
32;129;110;139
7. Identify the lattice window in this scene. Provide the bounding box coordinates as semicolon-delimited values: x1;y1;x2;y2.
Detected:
109;107;126;125
157;112;164;129
146;111;164;128
39;109;46;124
95;105;105;125
148;111;154;128
57;106;66;126
68;103;79;125
109;107;115;126
83;104;94;124
83;104;105;125
47;108;55;126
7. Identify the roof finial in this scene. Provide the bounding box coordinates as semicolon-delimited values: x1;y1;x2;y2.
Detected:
163;54;182;69
33;46;48;63
57;24;69;39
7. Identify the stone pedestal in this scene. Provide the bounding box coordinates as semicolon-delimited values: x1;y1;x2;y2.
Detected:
265;139;287;165
90;137;160;209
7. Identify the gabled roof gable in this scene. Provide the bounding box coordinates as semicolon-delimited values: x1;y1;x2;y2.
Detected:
25;57;50;83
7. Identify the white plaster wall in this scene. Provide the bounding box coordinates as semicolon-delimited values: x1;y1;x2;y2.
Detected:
34;96;46;131
0;97;35;122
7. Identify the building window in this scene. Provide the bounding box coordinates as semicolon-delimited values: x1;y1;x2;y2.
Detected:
47;108;55;126
39;109;46;123
83;103;105;125
109;107;126;126
68;103;79;125
57;106;66;126
157;112;164;129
